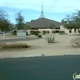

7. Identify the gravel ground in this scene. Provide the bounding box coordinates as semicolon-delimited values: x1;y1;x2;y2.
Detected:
0;33;80;58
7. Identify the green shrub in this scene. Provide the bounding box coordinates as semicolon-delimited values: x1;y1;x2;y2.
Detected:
30;30;40;35
26;32;28;35
52;31;56;33
70;37;80;47
35;31;40;36
46;31;49;33
55;30;59;33
59;31;65;34
45;36;55;43
30;30;35;35
43;31;46;35
38;35;42;38
12;30;17;35
52;30;59;33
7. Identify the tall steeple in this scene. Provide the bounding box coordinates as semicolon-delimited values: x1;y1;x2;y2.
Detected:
39;0;45;18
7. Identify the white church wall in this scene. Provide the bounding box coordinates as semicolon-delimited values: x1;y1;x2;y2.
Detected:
60;25;65;31
64;29;69;33
60;25;80;34
76;29;79;33
26;30;30;35
72;29;74;33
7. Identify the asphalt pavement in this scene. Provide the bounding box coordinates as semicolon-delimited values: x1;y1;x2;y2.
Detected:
0;55;80;80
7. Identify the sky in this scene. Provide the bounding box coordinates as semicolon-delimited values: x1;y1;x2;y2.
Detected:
0;0;80;24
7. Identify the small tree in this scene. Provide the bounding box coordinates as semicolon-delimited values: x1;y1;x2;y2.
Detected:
24;24;31;30
74;10;80;29
62;10;80;30
15;12;25;30
0;10;11;32
15;12;30;30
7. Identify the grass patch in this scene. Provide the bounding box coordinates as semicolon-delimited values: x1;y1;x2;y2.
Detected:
0;42;30;50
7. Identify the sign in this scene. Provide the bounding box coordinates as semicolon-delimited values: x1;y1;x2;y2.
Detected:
17;30;26;37
73;73;80;80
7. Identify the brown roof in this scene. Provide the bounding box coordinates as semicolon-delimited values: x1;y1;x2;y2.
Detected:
27;18;61;29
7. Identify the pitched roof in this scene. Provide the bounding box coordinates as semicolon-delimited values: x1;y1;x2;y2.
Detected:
27;18;61;29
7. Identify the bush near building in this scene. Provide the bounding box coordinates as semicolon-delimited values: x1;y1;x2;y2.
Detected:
43;31;46;35
38;35;42;38
52;31;56;33
30;30;40;36
55;30;59;33
35;31;40;36
12;30;17;35
59;31;65;34
46;31;49;33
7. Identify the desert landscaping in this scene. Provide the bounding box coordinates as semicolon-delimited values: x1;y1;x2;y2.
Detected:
0;33;80;59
